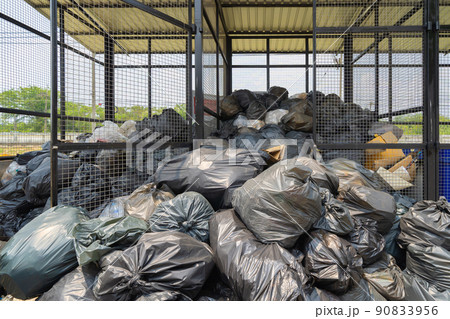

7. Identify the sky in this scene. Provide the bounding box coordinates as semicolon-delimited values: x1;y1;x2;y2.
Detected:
1;0;449;122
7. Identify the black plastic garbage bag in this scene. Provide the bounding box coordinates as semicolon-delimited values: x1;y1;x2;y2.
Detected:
339;184;396;234
149;192;214;242
398;197;450;250
257;93;279;110
25;152;50;174
14;150;48;165
39;264;99;301
18;207;44;230
59;164;112;215
96;150;126;178
124;183;174;221
110;170;148;197
347;217;385;265
304;230;363;295
363;253;405;300
313;189;354;236
406;244;450;290
327;158;385;190
154;147;264;210
285;131;312;158
23;157;81;206
304;287;340;301
0;206;89;299
232;158;322;248
280;100;313;132
402;269;450;301
93;232;214;301
234;132;267;151
220;95;242;119
245;100;266;120
259;124;285;139
383;216;406;269
268;86;288;101
152;108;189;142
136;291;192;301
210;119;237;140
369;123;403;140
232;89;256;110
72;216;148;266
296;157;339;195
393;193;417;215
339;278;387;301
209;209;310;301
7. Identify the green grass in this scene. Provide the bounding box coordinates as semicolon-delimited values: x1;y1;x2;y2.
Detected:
390;113;450;136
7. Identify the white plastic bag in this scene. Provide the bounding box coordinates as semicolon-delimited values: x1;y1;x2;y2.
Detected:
233;115;265;130
118;120;136;138
99;196;129;218
265;109;289;125
1;161;26;185
87;121;127;143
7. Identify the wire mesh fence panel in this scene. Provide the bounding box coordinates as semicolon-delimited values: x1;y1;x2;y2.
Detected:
0;0;52;156
31;0;192;214
314;0;425;201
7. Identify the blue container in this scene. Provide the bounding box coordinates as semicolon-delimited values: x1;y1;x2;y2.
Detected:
439;149;450;200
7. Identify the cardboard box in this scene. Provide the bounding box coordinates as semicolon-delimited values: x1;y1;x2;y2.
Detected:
365;131;405;170
389;154;417;181
263;145;286;165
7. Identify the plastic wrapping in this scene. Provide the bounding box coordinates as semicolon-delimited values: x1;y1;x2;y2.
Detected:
209;209;309;301
149;192;214;242
313;189;354;236
402;269;450;301
87;121;127;143
1;161;26;186
154;147;264;210
268;86;289;101
259;124;285;139
233;115;265;130
327;158;385;190
220;95;242;119
93;232;214;301
99;196;128;218
383;216;406;269
246;100;266;120
406;244;450;290
398;197;450;250
232;89;257;110
232;158;322;248
39;264;99;301
118;120;136;138
296;157;339;195
280;99;313;132
72;215;148;266
339;278;387;301
304;230;363;294
363;253;405;300
339;184;396;234
304;287;340;301
348;217;386;265
136;291;192;301
124;183;174;221
265;109;289;125
0;206;89;299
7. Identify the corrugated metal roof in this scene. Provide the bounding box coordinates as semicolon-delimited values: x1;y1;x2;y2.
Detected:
23;0;449;53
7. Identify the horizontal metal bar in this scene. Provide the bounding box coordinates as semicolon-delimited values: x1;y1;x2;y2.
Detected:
56;142;127;151
378;106;423;119
438;144;450;149
228;31;312;35
122;0;193;32
0;107;50;118
0;156;16;161
317;143;425;150
204;107;219;118
36;2;191;9
316;26;423;34
230;35;311;39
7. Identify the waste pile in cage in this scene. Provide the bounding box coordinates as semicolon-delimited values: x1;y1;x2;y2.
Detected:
0;86;449;301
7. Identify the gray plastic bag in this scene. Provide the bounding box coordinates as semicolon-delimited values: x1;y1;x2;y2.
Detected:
0;206;89;299
347;217;386;265
296;157;339;195
327;158;385;190
406;244;450;290
304;229;363;295
39;264;99;301
339;278;387;301
209;209;310;301
232;158;322;248
313;188;354;236
72;215;148;266
402;269;450;301
93;232;214;301
339;184;396;234
149;191;214;242
136;291;192;301
398;197;450;250
363;253;405;300
154;147;264;210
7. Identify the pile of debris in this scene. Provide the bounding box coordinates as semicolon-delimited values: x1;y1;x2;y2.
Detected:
0;88;447;301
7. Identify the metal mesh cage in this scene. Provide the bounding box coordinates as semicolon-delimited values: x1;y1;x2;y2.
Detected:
314;0;425;201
